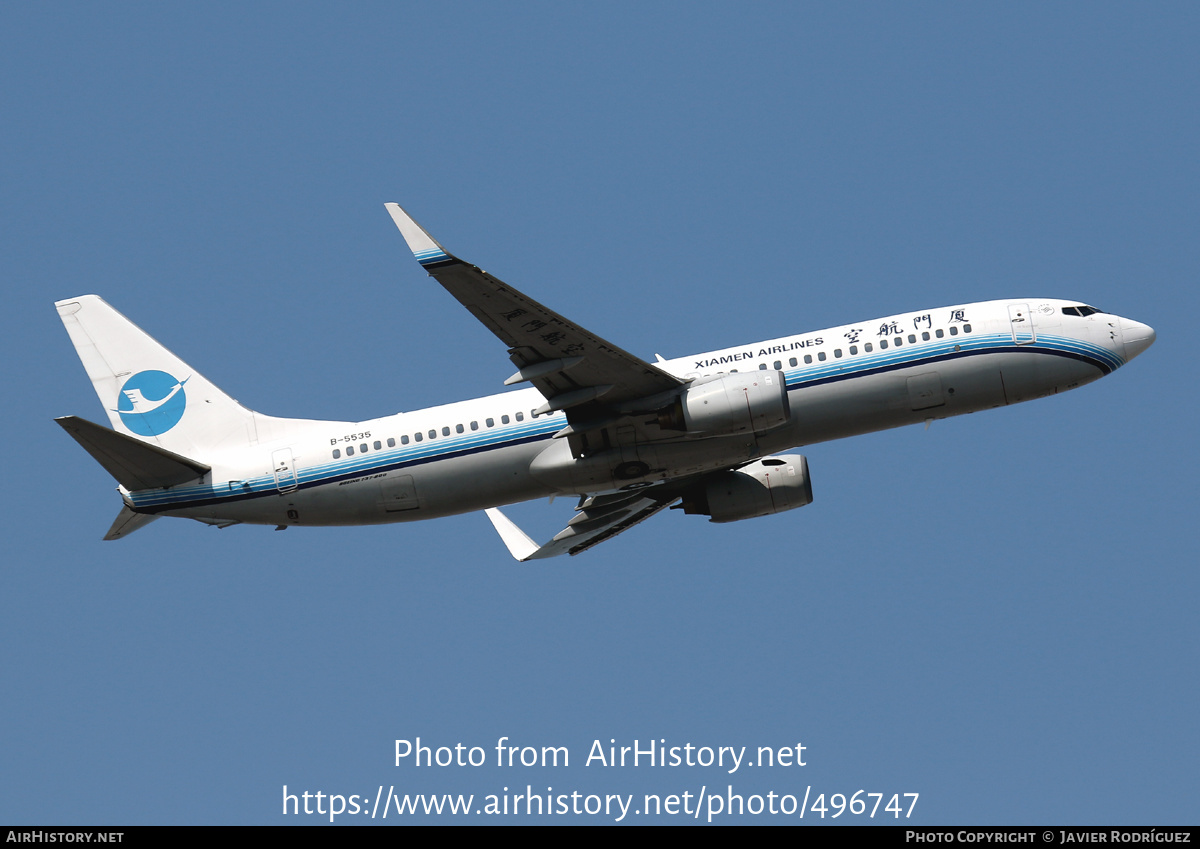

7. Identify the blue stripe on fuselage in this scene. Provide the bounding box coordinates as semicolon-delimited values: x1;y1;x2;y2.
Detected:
129;333;1120;513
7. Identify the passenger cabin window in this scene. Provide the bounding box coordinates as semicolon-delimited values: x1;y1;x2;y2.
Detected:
332;449;341;459
865;342;873;352
386;438;395;448
834;349;842;358
880;339;888;349
949;326;959;336
455;424;464;434
515;412;524;422
922;332;930;341
470;421;479;431
401;435;409;445
428;429;436;439
908;334;916;344
346;446;354;456
817;351;827;362
502;415;510;424
789;357;797;367
773;360;782;370
374;440;381;450
360;443;368;453
894;337;903;347
963;323;972;333
759;363;767;370
442;426;450;436
936;329;944;338
804;354;813;364
414;432;422;442
486;418;495;427
849;345;858;355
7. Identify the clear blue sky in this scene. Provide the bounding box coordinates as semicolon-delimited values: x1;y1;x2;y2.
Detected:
2;2;1195;824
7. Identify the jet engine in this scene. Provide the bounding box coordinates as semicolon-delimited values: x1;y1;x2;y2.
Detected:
657;371;790;436
679;455;813;523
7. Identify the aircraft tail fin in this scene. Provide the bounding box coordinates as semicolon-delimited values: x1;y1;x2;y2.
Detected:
55;295;258;457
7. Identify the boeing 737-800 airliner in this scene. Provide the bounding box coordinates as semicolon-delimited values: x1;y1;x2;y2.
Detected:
54;204;1155;559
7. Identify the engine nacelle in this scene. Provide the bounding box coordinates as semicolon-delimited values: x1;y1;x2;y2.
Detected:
658;371;790;436
680;455;813;523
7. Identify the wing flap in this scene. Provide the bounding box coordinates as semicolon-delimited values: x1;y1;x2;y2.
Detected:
484;487;679;560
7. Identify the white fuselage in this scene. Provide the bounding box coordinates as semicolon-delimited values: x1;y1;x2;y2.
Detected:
124;298;1152;529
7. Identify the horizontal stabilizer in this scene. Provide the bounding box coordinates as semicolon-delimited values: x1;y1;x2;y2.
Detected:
56;416;210;490
104;506;159;540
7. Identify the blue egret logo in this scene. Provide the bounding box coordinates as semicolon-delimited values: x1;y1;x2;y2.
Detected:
115;370;189;436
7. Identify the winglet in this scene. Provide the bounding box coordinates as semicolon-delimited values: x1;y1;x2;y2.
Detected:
484;508;541;562
385;203;456;268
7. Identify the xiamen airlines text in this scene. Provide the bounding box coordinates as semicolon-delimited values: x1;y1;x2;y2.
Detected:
279;737;920;822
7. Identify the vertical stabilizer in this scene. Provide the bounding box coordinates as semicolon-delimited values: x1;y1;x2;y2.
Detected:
56;295;257;457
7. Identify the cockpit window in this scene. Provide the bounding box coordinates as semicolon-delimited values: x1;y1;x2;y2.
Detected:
1063;305;1103;317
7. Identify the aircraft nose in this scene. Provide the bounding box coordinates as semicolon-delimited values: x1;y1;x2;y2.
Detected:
1121;318;1156;361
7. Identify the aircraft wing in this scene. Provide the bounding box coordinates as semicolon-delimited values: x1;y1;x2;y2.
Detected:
484;486;681;560
386;204;685;417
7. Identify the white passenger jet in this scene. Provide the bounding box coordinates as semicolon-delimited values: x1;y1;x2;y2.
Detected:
55;204;1155;559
